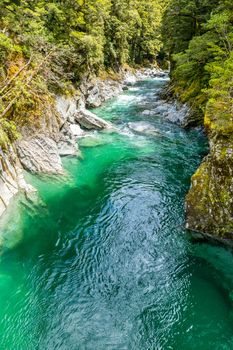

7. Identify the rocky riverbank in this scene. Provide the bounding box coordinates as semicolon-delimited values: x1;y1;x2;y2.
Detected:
0;67;163;218
0;146;36;217
161;82;233;244
185;112;233;243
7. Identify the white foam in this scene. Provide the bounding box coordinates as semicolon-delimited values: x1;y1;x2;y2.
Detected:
128;122;160;136
144;100;189;124
116;94;144;105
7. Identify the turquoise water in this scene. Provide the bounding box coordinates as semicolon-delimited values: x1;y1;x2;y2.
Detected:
0;78;233;349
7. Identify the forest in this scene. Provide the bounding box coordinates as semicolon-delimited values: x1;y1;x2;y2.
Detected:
0;0;232;142
163;0;233;129
0;1;233;348
0;0;167;145
0;0;232;145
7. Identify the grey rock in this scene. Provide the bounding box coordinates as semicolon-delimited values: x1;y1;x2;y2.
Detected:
58;123;80;156
141;110;156;116
123;73;137;86
86;84;101;108
70;124;84;137
20;102;61;143
0;146;36;217
56;96;78;125
79;134;107;148
17;135;63;174
75;108;112;130
85;78;123;108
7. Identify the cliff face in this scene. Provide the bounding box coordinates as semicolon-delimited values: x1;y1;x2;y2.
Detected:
0;146;35;217
186;139;233;240
186;85;233;240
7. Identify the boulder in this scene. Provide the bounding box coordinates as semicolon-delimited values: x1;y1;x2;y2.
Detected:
17;135;63;174
141;110;156;116
123;73;137;86
70;124;84;137
79;134;106;148
56;96;78;125
0;146;36;217
86;84;102;108
85;78;123;108
57;123;80;156
75;108;112;130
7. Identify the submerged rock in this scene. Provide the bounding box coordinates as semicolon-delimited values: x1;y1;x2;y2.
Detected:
79;134;107;148
56;96;78;125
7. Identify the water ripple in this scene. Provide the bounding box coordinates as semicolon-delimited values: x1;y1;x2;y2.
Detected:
0;78;232;350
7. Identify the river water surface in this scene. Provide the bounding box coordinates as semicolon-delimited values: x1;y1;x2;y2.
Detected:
0;78;233;349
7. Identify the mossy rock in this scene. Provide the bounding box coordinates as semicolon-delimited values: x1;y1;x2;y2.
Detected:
186;137;233;240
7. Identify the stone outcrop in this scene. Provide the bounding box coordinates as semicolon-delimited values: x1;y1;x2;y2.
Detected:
80;78;123;108
58;122;80;156
17;135;64;174
16;77;117;175
186;95;233;242
75;108;113;130
56;95;78;125
0;146;36;217
186;138;233;241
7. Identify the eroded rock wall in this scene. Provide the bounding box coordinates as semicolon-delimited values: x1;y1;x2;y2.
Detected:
0;146;35;217
186;99;233;240
186;139;233;239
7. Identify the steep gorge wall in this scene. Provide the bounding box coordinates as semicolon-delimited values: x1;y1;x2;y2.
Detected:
0;146;35;217
186;138;233;240
161;0;233;242
185;101;233;241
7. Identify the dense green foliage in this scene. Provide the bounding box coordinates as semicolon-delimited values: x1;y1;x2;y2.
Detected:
1;0;232;144
0;0;165;141
162;0;233;127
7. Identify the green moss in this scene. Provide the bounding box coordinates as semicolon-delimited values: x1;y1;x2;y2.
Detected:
0;129;9;151
186;143;233;239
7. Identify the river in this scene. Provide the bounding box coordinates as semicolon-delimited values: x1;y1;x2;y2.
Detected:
0;77;233;349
